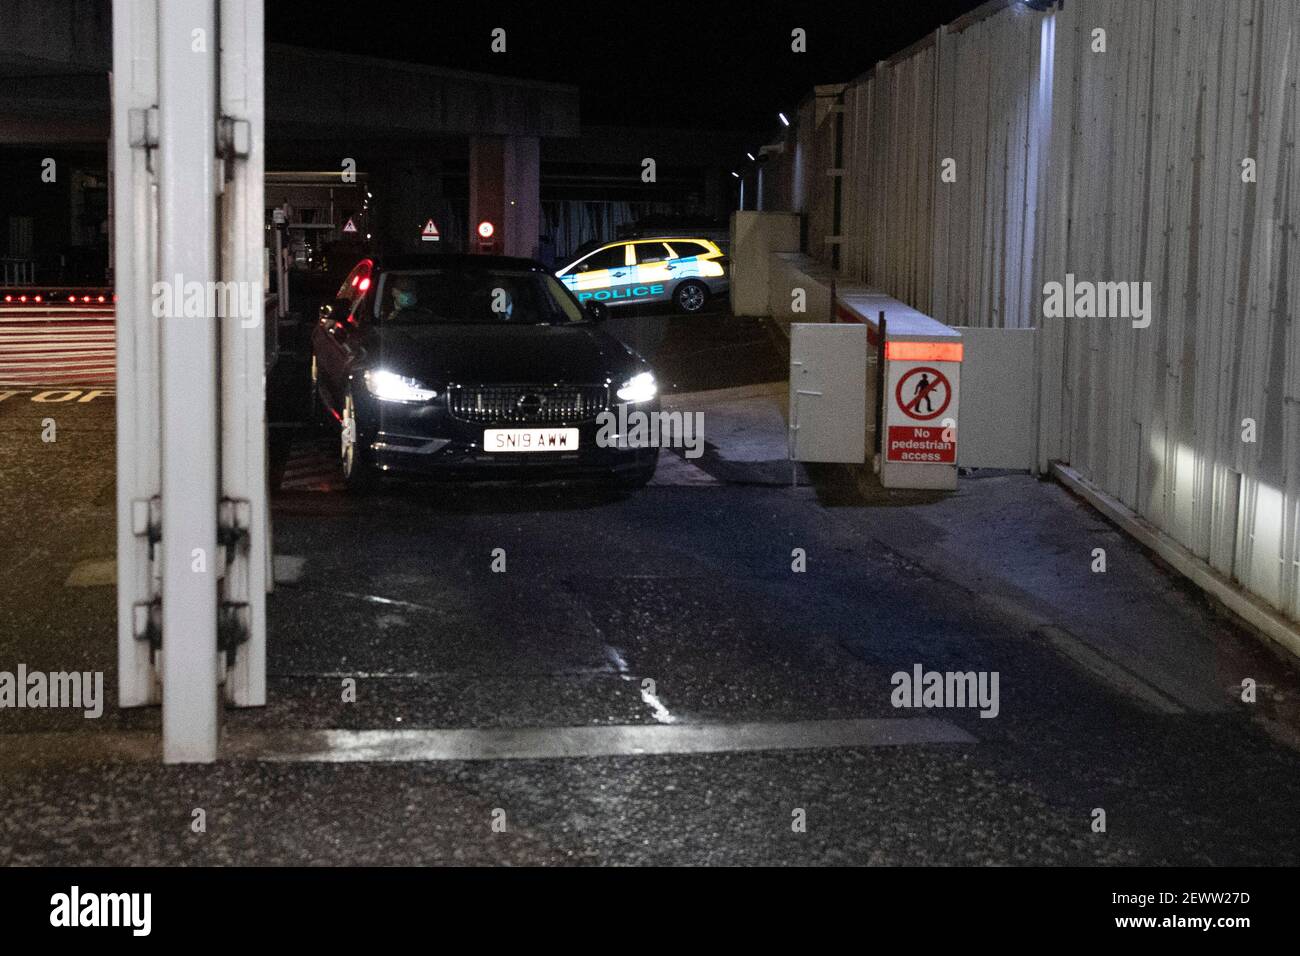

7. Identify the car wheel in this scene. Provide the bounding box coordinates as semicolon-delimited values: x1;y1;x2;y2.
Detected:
673;280;708;314
339;388;375;492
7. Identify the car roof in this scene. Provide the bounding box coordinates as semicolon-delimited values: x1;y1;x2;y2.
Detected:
374;253;550;273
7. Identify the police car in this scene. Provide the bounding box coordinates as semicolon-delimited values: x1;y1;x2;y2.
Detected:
556;237;728;314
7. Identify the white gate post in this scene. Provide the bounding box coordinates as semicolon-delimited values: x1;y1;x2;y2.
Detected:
220;0;268;707
113;0;268;760
157;0;222;762
112;0;161;709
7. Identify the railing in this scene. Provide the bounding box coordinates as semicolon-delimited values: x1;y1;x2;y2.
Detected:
1;259;37;285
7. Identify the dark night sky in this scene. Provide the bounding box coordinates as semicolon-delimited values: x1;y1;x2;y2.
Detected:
267;0;987;134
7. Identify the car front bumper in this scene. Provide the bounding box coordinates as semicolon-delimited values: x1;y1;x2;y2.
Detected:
358;390;661;480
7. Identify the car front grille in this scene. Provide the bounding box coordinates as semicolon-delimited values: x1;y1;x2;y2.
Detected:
447;384;609;424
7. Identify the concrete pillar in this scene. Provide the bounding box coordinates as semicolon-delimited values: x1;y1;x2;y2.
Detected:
469;135;539;260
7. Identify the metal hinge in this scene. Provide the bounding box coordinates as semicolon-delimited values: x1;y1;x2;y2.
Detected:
218;602;250;661
218;497;251;554
129;496;162;663
132;599;162;658
218;116;252;161
218;497;252;667
127;107;159;149
130;496;162;571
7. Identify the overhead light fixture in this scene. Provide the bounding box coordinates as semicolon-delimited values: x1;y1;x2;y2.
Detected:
779;112;790;127
746;152;756;161
731;171;740;178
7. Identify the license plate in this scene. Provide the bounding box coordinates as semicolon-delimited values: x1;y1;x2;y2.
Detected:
483;428;580;452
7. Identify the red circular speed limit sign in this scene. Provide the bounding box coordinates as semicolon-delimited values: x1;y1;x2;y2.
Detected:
895;366;951;421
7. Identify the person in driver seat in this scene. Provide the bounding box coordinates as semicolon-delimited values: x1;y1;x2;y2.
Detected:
388;275;423;320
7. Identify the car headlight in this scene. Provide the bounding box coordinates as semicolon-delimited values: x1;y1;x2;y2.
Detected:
363;369;438;403
616;371;657;403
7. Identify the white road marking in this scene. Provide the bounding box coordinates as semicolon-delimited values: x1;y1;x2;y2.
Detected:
0;719;976;765
640;685;677;724
234;718;977;762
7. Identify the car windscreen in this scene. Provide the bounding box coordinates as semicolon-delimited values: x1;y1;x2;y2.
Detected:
375;269;586;326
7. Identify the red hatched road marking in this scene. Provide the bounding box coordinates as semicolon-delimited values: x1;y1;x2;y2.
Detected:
0;309;116;386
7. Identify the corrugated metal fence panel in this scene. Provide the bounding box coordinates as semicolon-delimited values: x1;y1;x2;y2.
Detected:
782;0;1300;624
833;15;1046;330
930;11;1048;330
795;97;817;215
841;81;868;282
808;97;837;267
1041;0;1300;620
840;48;937;313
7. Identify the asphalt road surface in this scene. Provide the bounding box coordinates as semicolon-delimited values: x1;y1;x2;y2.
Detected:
2;306;1299;865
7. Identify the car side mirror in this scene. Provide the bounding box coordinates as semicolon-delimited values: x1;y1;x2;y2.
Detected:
584;301;609;323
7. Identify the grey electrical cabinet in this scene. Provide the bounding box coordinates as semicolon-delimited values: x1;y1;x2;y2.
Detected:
788;323;867;463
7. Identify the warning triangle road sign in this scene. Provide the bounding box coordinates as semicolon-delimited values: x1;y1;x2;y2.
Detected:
421;219;440;241
341;217;357;234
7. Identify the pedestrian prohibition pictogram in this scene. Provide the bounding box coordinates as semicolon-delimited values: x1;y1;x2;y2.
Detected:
895;365;951;421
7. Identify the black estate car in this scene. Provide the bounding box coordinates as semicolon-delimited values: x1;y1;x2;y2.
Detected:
309;254;660;490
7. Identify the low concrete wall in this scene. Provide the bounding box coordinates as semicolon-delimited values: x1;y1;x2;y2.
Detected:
768;252;835;335
729;211;799;317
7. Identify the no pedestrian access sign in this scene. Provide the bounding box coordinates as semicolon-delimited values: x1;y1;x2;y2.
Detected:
886;361;958;464
896;365;951;421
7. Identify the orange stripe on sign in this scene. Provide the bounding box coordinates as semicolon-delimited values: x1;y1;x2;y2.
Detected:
884;341;963;363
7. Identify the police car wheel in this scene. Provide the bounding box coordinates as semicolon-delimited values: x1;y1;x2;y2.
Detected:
674;280;708;314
